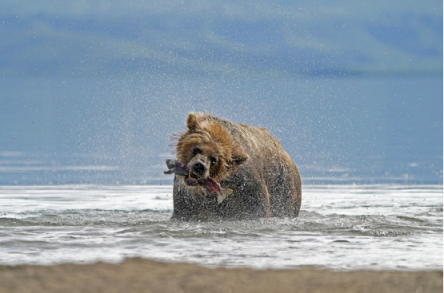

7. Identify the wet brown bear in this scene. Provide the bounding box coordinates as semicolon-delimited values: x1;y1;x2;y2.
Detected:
171;113;301;221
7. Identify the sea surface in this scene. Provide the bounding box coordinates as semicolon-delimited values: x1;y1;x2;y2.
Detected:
0;184;442;271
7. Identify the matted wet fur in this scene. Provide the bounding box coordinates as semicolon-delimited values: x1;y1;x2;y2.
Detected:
171;113;301;221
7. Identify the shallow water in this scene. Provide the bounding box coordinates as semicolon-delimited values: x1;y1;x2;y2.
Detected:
0;185;442;271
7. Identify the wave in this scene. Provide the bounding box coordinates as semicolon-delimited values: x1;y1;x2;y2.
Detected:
1;208;440;239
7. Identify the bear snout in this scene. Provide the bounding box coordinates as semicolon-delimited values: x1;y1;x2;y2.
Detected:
192;162;206;177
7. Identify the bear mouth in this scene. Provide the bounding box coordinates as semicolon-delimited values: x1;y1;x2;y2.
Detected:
189;171;201;181
184;171;210;187
184;175;199;186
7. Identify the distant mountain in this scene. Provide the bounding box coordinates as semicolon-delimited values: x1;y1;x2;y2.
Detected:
1;0;442;77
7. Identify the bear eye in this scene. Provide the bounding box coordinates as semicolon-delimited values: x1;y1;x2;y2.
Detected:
210;157;217;165
191;148;201;156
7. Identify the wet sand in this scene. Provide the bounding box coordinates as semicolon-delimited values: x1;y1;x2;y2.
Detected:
0;258;441;293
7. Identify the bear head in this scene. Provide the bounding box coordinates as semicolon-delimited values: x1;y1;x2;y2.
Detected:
174;113;249;184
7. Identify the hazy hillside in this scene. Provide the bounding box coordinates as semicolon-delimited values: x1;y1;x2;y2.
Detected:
1;0;442;77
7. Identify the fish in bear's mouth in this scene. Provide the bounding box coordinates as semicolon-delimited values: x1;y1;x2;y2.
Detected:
164;159;232;204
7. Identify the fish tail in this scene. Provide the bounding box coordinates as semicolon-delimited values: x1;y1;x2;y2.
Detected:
217;188;233;204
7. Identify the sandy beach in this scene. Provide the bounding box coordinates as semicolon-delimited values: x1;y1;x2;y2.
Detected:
0;258;441;293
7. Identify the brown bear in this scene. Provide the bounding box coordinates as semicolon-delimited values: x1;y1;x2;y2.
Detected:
170;113;301;221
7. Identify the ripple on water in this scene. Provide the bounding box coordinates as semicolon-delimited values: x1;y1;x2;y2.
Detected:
0;185;441;270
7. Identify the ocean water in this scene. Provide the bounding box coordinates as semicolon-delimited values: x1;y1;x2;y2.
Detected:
0;184;442;271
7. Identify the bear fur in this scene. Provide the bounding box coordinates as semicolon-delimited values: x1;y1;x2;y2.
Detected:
171;113;301;221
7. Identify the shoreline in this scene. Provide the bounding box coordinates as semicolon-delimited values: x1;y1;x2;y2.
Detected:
0;258;442;293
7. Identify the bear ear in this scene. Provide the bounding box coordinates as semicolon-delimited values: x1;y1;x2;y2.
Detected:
186;112;199;131
231;149;249;167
